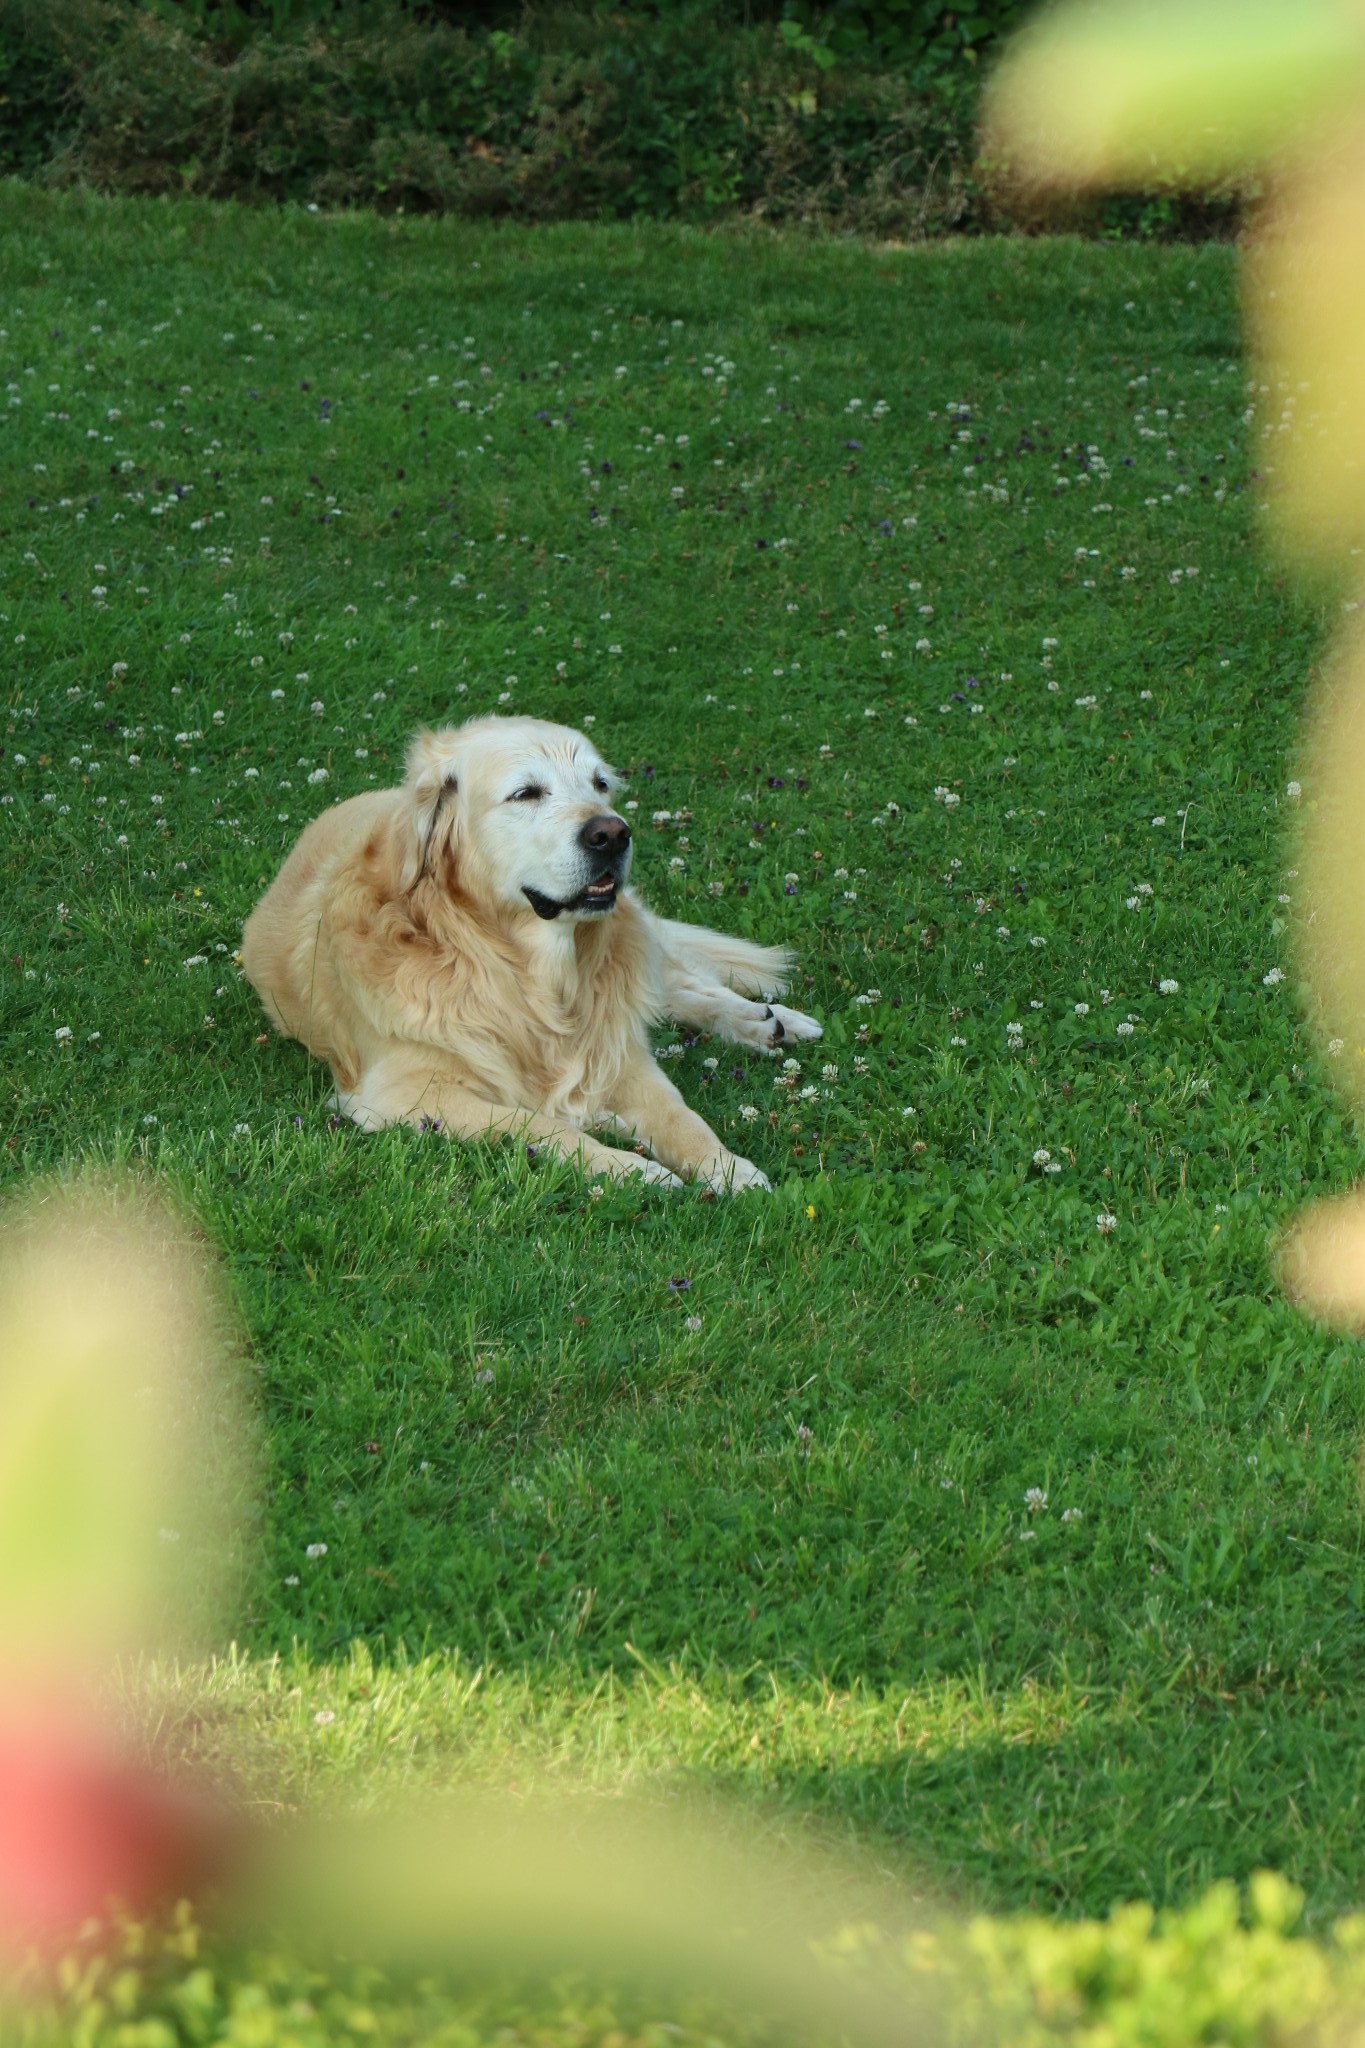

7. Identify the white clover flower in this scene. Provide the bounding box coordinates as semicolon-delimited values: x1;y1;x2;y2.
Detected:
1158;978;1180;995
1096;1212;1118;1235
1032;1149;1052;1168
738;1104;761;1121
1024;1487;1048;1513
305;1542;328;1559
1329;1038;1346;1057
1285;781;1302;800
1061;1507;1083;1524
821;1064;839;1081
1116;1020;1135;1038
54;1025;73;1044
307;767;329;785
1263;967;1286;987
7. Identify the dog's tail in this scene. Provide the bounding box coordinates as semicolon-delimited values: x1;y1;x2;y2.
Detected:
654;917;792;998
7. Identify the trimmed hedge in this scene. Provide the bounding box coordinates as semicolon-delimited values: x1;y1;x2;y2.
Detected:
0;0;1237;236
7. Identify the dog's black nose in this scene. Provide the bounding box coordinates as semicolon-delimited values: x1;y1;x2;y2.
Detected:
579;814;631;856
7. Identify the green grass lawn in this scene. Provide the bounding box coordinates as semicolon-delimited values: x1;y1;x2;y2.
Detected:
3;178;1364;2005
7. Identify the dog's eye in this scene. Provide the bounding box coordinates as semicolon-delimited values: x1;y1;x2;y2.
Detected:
593;774;609;794
509;785;546;803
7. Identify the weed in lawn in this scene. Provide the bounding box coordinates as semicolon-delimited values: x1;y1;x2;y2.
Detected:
1;185;1363;1927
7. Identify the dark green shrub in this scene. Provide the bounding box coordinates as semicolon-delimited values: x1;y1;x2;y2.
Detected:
0;0;1235;235
0;7;79;175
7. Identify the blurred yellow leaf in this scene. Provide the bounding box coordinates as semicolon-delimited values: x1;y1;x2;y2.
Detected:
1296;612;1365;1081
1249;130;1365;562
983;0;1365;191
0;1183;247;1688
1278;1190;1365;1330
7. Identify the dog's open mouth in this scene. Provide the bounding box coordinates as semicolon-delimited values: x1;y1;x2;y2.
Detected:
523;875;619;920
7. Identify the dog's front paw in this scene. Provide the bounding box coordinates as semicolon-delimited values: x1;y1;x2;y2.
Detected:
765;1003;822;1047
629;1156;687;1191
729;1002;824;1052
327;1089;389;1134
703;1154;771;1195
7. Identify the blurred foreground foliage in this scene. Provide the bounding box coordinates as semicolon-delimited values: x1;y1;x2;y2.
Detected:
12;1876;1365;2048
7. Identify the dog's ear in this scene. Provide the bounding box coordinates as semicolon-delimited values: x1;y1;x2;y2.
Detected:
397;727;461;892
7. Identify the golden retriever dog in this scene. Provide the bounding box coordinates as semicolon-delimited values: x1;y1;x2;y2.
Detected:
240;715;822;1192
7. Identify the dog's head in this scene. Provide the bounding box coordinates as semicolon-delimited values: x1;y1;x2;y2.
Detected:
398;715;633;920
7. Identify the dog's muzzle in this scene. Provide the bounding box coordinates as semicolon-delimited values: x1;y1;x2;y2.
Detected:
523;815;632;920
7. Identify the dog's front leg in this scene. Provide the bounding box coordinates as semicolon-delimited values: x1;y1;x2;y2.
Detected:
607;1054;771;1194
664;973;822;1052
336;1050;685;1189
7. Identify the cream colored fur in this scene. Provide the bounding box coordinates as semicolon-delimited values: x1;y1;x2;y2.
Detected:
240;715;822;1193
